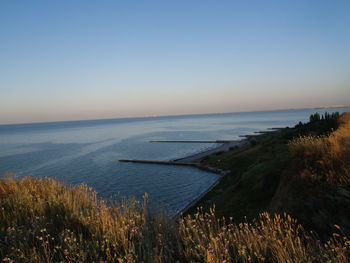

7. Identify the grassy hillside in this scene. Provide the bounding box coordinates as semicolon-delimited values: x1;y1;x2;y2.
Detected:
270;112;350;237
1;175;349;262
190;112;343;220
189;112;350;237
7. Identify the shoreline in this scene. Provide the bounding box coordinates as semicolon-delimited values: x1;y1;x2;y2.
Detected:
174;139;249;163
172;139;250;217
119;135;260;217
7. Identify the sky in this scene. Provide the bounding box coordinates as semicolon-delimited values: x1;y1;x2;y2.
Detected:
0;0;349;124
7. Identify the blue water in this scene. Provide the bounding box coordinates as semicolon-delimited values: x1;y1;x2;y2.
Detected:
0;108;349;213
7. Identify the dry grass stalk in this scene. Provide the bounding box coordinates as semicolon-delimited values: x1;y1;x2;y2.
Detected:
1;175;349;262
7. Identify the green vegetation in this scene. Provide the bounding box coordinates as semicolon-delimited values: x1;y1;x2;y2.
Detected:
193;113;341;220
191;112;350;237
1;112;349;262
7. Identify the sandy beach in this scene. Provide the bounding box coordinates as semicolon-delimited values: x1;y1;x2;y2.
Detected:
174;139;248;163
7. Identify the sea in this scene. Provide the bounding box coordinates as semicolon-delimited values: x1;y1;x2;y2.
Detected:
0;108;349;214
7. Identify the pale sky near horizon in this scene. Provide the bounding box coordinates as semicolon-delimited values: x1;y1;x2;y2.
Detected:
1;0;349;124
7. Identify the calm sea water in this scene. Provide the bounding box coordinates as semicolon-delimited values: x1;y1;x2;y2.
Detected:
0;108;349;213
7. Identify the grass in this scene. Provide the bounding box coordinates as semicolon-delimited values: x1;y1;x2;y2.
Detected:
1;175;350;262
289;113;350;186
188;111;350;237
270;113;350;236
0;174;178;262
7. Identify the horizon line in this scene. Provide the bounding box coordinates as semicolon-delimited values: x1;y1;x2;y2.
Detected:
0;105;349;126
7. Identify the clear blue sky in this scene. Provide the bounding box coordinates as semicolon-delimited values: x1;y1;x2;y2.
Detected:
1;0;349;124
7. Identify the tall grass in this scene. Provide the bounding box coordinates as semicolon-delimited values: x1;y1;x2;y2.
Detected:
289;113;350;185
0;174;179;262
1;175;349;262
